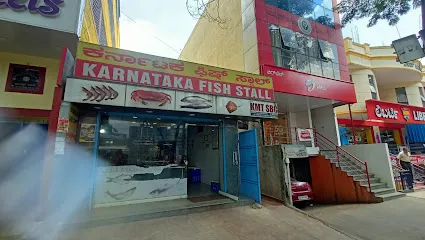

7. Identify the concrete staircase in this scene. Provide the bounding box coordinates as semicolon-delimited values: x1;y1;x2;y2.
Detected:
321;150;405;202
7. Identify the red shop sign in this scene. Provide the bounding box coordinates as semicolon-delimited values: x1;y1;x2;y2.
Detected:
261;65;357;103
366;99;425;124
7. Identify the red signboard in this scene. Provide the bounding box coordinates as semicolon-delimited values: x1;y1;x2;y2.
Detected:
366;99;425;124
261;65;357;103
73;43;275;101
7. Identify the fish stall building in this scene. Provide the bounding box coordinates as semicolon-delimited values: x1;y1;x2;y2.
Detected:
50;42;277;215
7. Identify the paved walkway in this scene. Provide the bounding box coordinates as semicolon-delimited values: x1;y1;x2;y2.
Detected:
407;190;425;199
304;196;425;240
62;202;353;240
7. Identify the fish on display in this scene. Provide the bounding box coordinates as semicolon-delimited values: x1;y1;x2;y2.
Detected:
106;187;137;200
180;96;213;109
106;174;132;185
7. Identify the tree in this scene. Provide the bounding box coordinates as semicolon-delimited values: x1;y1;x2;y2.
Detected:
186;0;227;27
334;0;421;27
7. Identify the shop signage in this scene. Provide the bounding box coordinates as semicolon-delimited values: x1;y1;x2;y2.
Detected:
366;99;425;124
64;78;278;118
297;17;312;35
64;78;126;106
297;128;314;142
216;97;251;117
263;118;289;146
0;0;64;16
281;144;308;159
262;65;357;103
74;42;275;101
250;101;278;118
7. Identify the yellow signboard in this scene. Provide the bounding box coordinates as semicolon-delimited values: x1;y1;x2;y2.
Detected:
74;42;274;101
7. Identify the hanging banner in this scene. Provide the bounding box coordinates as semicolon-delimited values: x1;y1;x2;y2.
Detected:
74;42;274;101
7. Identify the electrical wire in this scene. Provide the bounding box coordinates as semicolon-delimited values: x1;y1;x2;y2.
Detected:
120;11;191;60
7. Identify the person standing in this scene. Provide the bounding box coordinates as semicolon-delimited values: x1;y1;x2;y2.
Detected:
398;147;413;190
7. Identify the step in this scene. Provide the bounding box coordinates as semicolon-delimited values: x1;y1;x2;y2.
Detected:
341;165;363;172
351;173;375;180
359;178;381;185
65;198;255;230
361;182;387;190
372;187;396;195
376;192;406;201
346;169;367;176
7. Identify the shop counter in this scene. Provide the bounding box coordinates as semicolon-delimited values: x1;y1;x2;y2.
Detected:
94;164;187;206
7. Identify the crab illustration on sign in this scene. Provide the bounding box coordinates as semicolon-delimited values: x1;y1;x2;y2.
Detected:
82;85;119;102
131;89;172;106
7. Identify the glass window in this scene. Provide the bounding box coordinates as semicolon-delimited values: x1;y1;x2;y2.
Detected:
282;50;297;69
272;47;284;67
296;54;310;73
318;40;335;60
290;0;315;19
98;117;188;167
269;25;282;48
308;38;320;58
310;57;323;76
295;32;309;55
265;0;278;7
330;43;339;63
323;8;335;27
419;87;425;106
321;0;333;10
278;0;290;11
280;27;299;49
313;4;325;22
395;87;409;104
333;63;340;80
368;75;377;93
322;60;334;78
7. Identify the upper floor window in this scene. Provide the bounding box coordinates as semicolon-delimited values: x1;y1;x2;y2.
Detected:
419;87;425;107
269;24;340;79
265;0;335;28
368;75;378;100
395;87;409;104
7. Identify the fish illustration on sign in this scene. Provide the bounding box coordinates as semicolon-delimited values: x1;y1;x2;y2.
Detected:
149;179;182;195
82;85;119;102
106;174;132;185
106;187;136;200
180;96;212;109
131;89;172;106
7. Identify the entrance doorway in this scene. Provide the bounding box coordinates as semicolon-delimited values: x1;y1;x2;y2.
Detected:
186;125;225;202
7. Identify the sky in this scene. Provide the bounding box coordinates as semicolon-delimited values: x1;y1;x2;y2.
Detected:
120;1;423;59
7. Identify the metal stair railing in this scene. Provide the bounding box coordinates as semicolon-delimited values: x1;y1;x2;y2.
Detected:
314;131;372;191
412;163;425;181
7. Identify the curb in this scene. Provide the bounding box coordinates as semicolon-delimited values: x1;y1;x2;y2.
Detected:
287;205;364;240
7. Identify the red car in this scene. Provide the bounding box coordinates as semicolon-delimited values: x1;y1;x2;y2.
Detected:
291;178;313;206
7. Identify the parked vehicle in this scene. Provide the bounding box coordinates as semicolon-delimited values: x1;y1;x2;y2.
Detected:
291;178;313;207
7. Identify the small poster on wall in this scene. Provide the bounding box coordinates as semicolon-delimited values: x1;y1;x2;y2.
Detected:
5;64;46;94
79;124;96;142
